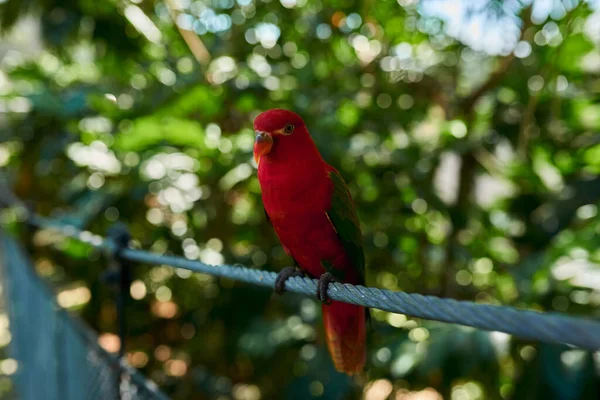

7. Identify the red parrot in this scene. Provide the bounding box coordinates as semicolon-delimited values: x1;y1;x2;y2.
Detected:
253;109;367;374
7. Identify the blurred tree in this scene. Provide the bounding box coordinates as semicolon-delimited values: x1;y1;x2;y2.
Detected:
0;0;599;399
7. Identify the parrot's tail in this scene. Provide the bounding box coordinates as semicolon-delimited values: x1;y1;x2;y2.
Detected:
322;301;366;374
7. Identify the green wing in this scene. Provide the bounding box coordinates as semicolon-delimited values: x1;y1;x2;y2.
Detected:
326;170;366;283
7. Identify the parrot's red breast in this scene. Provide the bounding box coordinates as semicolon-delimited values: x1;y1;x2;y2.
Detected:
253;109;367;374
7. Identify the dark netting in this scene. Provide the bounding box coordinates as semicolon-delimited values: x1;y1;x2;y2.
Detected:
0;232;169;400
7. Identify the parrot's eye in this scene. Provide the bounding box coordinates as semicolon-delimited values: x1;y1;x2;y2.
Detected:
283;124;294;134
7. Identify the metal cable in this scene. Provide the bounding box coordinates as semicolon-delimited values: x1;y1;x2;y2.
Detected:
4;202;600;351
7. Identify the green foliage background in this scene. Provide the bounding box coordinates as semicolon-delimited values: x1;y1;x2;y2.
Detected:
1;0;600;399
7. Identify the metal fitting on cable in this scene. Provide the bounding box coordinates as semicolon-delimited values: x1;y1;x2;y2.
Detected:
108;222;132;261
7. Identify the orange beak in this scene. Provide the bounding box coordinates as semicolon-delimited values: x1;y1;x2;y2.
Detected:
253;131;273;165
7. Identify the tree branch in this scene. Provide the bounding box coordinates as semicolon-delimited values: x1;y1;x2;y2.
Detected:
460;6;532;114
460;53;516;112
164;0;211;67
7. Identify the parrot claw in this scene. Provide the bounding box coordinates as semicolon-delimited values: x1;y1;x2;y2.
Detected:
317;272;338;305
275;266;305;295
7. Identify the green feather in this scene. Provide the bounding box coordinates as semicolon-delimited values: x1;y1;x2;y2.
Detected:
326;170;366;283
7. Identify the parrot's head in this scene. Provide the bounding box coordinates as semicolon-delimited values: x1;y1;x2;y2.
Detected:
253;108;308;165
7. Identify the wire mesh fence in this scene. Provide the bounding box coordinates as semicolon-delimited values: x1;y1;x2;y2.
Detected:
0;231;169;400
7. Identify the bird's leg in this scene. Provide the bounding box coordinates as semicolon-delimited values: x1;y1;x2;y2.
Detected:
317;272;340;305
275;266;305;295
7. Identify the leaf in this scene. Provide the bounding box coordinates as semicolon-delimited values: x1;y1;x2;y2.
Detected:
114;116;205;151
558;33;595;73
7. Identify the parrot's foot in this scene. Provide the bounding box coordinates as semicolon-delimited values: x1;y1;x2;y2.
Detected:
317;272;339;305
275;266;305;295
